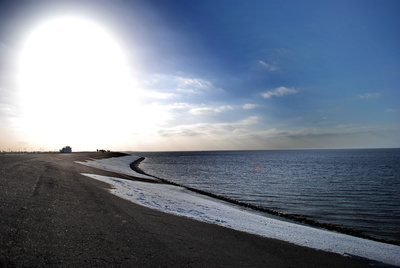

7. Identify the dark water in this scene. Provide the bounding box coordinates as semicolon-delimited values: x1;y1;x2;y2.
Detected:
135;149;400;244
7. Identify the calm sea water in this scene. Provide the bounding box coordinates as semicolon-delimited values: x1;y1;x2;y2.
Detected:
136;149;400;243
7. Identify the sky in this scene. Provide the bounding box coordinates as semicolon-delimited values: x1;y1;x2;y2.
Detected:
0;0;399;151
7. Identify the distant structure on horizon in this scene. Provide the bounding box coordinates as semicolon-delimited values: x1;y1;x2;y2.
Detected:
60;146;72;153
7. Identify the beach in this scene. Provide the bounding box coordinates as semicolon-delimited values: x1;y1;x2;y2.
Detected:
0;152;395;267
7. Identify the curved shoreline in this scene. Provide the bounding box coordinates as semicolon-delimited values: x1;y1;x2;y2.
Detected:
131;156;400;246
2;152;397;267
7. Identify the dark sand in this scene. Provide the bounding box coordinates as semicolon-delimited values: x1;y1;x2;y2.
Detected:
0;152;388;267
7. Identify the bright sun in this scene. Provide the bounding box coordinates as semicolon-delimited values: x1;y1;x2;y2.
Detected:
16;16;147;150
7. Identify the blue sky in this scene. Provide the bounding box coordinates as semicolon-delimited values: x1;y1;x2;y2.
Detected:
0;0;399;151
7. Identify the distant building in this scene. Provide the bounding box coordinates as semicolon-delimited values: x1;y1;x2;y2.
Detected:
60;146;72;153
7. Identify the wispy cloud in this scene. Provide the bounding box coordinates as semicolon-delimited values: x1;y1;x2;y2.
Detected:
358;92;380;99
250;124;389;140
176;77;219;94
261;86;298;99
257;60;279;71
242;103;258;109
158;116;260;137
138;74;217;96
239;116;259;125
190;105;234;116
190;107;221;115
176;77;212;89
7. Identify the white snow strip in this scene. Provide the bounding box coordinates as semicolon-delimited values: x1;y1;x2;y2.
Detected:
75;155;158;181
82;173;400;266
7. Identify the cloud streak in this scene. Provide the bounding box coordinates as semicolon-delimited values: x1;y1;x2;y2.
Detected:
175;77;220;94
190;107;221;115
190;105;233;116
158;116;260;138
262;87;298;99
137;74;217;96
176;77;212;89
257;60;279;71
358;93;380;99
243;103;257;110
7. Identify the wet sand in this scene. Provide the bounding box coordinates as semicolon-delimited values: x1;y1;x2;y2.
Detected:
0;152;388;267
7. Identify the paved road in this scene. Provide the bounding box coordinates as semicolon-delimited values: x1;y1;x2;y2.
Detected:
0;152;374;267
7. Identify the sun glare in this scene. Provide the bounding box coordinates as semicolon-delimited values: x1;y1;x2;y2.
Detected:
16;16;155;150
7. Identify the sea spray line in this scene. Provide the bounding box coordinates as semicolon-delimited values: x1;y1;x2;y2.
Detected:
76;155;400;266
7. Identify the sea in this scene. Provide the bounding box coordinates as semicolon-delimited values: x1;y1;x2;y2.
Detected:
135;148;400;244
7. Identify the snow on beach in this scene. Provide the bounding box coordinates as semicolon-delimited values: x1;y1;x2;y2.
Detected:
77;155;400;266
75;155;158;181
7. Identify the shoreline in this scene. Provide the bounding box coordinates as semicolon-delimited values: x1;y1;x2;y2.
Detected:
82;153;400;266
1;152;398;267
131;156;400;246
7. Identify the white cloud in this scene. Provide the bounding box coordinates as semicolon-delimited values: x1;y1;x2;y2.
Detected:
262;86;298;99
257;60;279;71
159;116;260;137
137;74;217;96
190;107;221;115
250;124;383;140
238;116;259;125
189;105;234;116
176;88;197;94
146;116;399;150
220;105;234;111
358;92;380;99
176;77;212;89
158;128;202;137
175;77;218;94
243;103;257;109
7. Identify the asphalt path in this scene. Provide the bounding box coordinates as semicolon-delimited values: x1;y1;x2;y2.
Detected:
0;152;376;267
